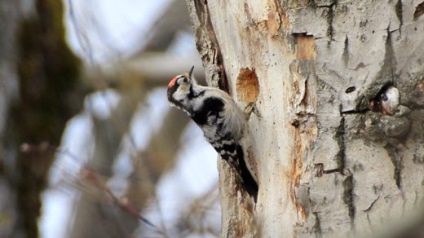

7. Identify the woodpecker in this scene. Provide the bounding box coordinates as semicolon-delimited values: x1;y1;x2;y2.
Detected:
167;67;258;199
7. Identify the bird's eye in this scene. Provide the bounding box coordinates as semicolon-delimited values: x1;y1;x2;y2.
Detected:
177;76;188;84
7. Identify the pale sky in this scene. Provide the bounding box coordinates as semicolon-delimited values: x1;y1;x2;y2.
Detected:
39;1;219;237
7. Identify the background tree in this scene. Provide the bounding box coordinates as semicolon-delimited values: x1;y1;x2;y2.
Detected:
185;0;424;237
0;0;82;237
0;0;214;237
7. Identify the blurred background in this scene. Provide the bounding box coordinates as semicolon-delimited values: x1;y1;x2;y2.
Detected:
0;0;221;237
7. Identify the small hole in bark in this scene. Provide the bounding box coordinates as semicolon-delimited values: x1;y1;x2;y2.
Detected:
345;86;356;93
236;68;259;103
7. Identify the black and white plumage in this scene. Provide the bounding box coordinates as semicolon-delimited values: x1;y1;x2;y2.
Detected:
167;67;258;199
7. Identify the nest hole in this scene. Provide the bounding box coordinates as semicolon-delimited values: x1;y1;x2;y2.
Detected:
236;68;259;103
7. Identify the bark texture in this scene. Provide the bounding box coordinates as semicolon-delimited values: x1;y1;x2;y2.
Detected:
186;0;424;237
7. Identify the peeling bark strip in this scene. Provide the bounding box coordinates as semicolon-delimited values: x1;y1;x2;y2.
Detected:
343;174;355;223
386;146;403;189
287;31;318;227
335;115;346;174
395;0;403;27
191;0;228;92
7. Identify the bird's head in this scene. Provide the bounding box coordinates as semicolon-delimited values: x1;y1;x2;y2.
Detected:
167;66;197;111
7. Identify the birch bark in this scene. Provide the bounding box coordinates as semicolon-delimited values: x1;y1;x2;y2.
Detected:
186;0;424;237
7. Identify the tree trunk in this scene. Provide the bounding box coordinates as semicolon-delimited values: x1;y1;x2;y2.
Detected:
0;0;83;237
0;1;22;237
186;0;424;237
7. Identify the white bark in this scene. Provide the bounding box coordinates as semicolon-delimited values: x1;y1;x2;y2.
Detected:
186;0;424;237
